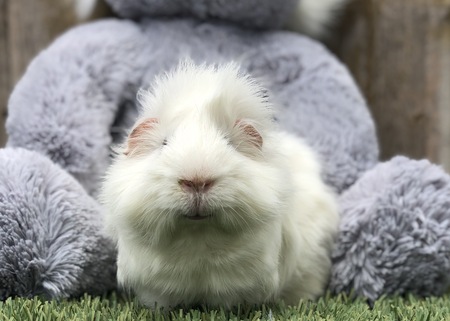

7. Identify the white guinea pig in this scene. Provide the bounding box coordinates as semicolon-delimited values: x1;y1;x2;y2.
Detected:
101;61;339;309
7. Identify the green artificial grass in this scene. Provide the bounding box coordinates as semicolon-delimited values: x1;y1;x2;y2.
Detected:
1;292;449;321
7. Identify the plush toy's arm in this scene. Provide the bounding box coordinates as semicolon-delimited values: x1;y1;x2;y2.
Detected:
6;20;148;196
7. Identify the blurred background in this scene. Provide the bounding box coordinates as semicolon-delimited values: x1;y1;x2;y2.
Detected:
0;0;449;168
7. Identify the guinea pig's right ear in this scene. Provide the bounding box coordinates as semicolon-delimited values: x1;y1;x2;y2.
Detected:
124;118;159;156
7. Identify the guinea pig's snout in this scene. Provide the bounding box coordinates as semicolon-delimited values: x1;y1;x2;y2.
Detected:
178;178;215;194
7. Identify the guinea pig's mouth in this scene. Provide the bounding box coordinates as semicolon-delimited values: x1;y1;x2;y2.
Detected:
184;210;212;221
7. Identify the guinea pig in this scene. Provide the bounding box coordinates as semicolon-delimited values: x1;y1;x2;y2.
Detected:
100;61;339;309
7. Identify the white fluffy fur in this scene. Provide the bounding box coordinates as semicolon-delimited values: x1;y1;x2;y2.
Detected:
101;62;339;309
287;0;350;38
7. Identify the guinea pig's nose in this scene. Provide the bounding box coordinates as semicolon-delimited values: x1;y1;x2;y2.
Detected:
178;178;215;193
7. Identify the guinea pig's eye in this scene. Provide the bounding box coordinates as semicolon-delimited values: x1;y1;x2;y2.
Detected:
162;139;168;146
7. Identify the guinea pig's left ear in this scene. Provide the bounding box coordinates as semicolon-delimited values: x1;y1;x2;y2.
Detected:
125;118;159;156
234;120;263;149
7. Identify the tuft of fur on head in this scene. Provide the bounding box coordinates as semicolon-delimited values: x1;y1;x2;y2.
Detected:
137;60;274;135
286;0;350;38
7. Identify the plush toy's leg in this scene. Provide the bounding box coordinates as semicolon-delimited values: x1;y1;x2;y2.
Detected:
0;148;116;300
330;156;450;301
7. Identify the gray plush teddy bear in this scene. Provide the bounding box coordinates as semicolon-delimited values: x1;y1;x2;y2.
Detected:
1;0;449;303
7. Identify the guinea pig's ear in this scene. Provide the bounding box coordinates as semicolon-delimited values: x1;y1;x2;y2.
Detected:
125;118;159;156
234;120;263;150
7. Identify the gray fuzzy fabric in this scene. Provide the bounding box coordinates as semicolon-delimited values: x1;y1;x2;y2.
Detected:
0;148;116;299
105;0;298;29
330;156;450;301
6;19;378;195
